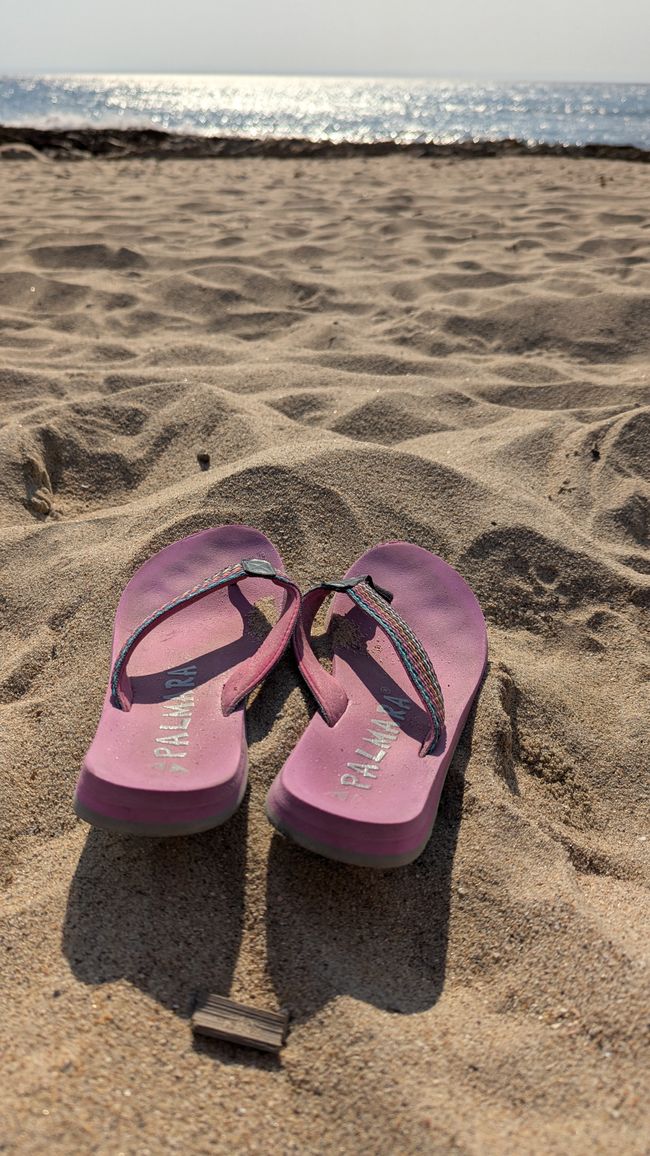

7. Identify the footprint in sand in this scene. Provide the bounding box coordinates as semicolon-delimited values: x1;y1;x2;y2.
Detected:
23;452;54;516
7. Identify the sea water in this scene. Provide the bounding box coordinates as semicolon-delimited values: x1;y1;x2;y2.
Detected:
1;74;648;148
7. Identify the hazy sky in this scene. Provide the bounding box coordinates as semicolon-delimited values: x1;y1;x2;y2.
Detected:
1;0;649;83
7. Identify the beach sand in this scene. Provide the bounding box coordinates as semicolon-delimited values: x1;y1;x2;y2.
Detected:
1;153;648;1154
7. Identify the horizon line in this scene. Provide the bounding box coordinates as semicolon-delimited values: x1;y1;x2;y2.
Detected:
1;69;648;87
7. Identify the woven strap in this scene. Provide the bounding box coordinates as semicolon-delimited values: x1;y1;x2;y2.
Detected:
294;575;445;756
110;557;300;713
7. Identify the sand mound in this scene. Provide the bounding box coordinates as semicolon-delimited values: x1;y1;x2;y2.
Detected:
1;154;648;1155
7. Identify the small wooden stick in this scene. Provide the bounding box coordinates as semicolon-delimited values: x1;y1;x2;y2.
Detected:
192;993;289;1053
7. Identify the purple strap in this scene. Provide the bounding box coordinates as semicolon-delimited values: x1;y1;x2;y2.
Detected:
110;558;300;714
294;576;445;756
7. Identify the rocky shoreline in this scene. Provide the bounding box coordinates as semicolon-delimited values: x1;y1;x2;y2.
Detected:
1;124;649;161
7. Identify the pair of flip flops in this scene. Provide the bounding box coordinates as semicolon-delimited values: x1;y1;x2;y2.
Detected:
74;525;487;868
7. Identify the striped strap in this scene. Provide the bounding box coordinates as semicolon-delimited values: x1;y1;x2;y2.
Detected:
293;575;445;756
110;557;300;713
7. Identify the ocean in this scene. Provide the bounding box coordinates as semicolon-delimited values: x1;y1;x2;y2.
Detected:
1;74;649;148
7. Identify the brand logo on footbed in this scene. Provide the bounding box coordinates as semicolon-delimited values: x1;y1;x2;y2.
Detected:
152;665;197;774
341;693;411;791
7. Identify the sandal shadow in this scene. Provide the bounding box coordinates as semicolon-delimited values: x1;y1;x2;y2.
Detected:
62;798;248;1017
263;702;478;1019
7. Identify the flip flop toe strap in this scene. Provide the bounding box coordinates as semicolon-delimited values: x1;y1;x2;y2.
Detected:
294;575;445;756
110;557;300;712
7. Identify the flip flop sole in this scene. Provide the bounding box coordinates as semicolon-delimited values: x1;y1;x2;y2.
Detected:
74;772;247;837
264;800;433;868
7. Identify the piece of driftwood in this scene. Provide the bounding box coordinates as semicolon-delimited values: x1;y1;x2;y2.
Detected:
192;993;289;1053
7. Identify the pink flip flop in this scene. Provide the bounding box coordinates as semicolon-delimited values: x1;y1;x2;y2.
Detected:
74;525;300;836
266;542;487;867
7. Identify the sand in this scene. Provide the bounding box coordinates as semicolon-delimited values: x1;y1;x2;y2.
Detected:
0;152;649;1155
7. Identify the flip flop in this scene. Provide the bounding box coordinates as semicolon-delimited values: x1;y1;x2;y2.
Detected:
74;525;300;836
266;542;487;867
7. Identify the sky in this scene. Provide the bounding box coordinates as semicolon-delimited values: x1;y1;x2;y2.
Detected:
1;0;649;83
